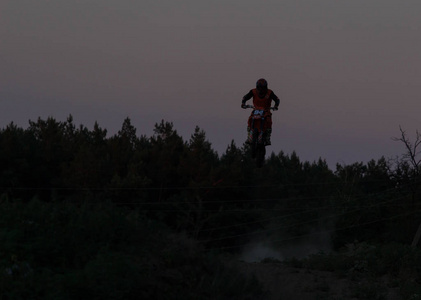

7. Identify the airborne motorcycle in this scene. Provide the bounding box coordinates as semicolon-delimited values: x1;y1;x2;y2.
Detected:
244;105;276;168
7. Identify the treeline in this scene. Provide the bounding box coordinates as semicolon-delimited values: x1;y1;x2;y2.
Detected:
1;115;421;250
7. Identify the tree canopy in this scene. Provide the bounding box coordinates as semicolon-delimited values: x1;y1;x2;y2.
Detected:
0;116;420;251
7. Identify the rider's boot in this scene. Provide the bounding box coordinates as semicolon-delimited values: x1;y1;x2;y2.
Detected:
265;129;272;145
246;127;253;144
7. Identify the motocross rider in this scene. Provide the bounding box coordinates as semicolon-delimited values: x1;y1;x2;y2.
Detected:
241;78;280;145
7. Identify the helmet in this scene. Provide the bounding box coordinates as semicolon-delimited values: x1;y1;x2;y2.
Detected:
256;78;268;91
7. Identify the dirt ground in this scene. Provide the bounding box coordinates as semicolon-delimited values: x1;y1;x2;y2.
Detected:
237;261;402;300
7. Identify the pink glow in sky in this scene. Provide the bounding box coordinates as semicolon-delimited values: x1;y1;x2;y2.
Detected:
1;0;420;167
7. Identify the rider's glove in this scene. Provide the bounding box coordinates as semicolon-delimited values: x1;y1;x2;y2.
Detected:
273;106;279;111
241;103;247;109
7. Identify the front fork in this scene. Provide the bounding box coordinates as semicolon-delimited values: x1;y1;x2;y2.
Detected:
248;117;266;145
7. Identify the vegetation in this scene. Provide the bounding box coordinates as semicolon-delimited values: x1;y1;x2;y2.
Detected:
1;116;420;298
0;199;263;299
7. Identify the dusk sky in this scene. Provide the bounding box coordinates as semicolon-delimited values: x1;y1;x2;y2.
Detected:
1;0;420;167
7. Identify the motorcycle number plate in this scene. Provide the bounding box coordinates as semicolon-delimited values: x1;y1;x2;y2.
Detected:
253;110;264;116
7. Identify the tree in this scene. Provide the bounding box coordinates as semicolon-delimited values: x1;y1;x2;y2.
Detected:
60;121;111;197
173;127;220;237
108;117;139;178
392;127;421;203
0;122;37;200
147;120;188;199
184;126;218;183
392;127;421;247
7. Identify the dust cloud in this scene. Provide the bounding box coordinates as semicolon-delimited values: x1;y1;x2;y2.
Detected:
240;229;333;262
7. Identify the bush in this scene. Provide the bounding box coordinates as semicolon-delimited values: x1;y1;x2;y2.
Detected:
0;198;263;299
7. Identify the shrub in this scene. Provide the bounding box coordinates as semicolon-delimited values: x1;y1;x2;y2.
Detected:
0;198;263;299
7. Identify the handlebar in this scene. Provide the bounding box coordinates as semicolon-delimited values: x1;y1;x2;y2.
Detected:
243;105;277;111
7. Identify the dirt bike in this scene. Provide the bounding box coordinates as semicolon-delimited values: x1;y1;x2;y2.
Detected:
244;105;276;168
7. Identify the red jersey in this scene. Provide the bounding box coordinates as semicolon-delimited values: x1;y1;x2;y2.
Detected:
242;89;280;110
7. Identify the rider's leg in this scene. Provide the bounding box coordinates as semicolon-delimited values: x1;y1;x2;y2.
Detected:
246;127;253;144
265;128;272;145
264;115;273;146
246;117;253;144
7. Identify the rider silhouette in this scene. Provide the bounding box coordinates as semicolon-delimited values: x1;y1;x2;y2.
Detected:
241;78;280;145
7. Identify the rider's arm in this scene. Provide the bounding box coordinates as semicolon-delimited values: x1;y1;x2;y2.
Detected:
241;90;253;105
271;91;280;108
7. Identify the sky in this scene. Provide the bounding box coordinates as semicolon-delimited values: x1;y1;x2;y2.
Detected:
1;0;420;168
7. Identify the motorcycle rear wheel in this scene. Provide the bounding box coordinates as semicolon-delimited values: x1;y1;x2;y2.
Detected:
251;128;266;167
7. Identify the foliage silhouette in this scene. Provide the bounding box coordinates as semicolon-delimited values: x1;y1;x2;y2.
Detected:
2;117;421;297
